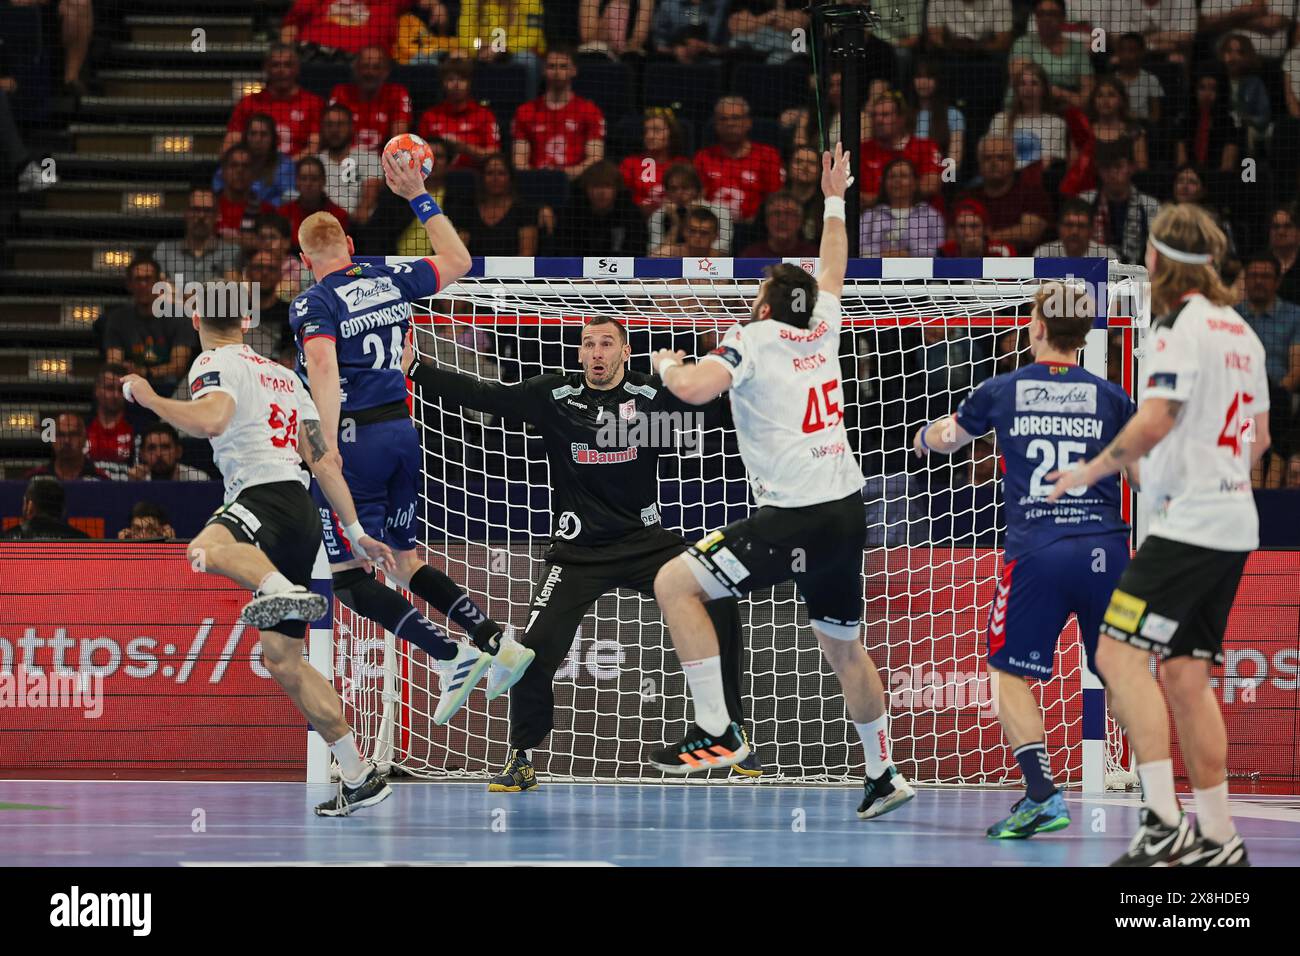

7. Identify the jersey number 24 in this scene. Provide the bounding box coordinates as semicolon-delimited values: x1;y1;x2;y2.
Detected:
362;326;405;370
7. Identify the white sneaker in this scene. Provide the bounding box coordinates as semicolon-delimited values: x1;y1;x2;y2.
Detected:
486;634;536;701
432;643;493;725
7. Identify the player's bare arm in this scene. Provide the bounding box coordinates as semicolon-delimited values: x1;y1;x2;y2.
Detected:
298;417;393;570
121;373;235;437
303;337;343;452
651;348;732;405
1044;397;1182;500
817;142;853;299
382;150;472;286
912;414;975;457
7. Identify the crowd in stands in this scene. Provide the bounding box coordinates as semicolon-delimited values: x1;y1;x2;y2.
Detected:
6;0;1300;506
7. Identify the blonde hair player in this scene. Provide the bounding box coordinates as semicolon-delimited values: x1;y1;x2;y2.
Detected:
647;143;917;820
289;148;537;731
121;309;398;817
1046;203;1271;867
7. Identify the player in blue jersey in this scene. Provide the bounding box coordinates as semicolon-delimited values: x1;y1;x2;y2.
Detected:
913;280;1138;839
289;151;535;726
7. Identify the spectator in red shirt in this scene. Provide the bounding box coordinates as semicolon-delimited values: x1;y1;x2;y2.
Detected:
693;95;783;222
277;156;351;244
956;134;1052;254
859;91;943;206
281;0;410;56
938;197;1016;257
419;58;502;169
512;48;606;178
738;191;820;258
27;414;109;482
86;364;137;469
216;145;277;241
225;44;324;159
620;109;690;216
329;46;413;153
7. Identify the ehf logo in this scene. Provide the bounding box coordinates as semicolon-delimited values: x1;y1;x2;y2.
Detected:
797;258;816;274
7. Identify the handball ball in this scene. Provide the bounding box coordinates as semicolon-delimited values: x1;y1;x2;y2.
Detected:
383;133;434;179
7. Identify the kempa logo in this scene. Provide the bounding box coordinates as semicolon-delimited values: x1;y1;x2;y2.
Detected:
153;273;260;325
0;667;103;718
50;886;151;936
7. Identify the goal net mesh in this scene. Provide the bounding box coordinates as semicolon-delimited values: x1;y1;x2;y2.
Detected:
334;258;1139;786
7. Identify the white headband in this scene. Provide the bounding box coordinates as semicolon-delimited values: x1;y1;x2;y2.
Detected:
1150;235;1213;265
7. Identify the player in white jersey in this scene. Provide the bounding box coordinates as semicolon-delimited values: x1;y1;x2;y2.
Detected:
645;143;916;819
1048;204;1272;866
121;307;400;818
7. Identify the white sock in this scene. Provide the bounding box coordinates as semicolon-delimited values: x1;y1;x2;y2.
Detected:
1194;781;1235;844
329;732;368;785
681;657;729;736
258;571;294;595
855;716;893;778
1138;759;1180;827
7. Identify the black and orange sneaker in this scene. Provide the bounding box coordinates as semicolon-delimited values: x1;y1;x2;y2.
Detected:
648;722;749;776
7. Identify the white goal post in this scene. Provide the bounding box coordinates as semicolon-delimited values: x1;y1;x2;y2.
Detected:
310;256;1149;791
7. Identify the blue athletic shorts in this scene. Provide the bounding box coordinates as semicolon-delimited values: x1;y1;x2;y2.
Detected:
313;416;422;562
987;533;1130;680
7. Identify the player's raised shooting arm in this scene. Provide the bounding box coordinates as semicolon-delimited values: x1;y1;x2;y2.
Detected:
655;357;733;406
382;150;472;290
303;337;343;452
817;143;851;300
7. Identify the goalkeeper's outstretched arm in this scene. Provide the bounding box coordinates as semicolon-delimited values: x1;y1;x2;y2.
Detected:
402;338;540;423
817;143;853;300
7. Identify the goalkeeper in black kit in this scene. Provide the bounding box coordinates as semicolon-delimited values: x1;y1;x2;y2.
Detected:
403;319;762;790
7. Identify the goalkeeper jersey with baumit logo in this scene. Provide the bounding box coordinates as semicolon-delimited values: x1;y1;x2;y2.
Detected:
409;363;720;550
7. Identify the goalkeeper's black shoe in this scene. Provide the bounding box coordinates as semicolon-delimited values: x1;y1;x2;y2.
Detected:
648;722;748;775
314;764;391;817
1110;809;1197;866
730;725;764;778
488;748;539;792
856;765;916;819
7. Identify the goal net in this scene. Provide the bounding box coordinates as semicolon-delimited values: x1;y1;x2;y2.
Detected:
329;256;1146;788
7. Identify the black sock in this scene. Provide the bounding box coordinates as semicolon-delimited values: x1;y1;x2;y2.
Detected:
1013;742;1057;803
333;568;457;661
408;565;501;652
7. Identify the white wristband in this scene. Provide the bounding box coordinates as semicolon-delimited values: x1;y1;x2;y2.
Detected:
656;355;682;378
824;197;846;221
343;521;366;547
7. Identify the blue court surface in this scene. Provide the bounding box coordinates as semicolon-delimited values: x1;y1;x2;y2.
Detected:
1;780;1298;866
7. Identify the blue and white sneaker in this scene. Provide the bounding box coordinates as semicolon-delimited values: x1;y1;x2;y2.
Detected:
432;643;493;725
987;791;1071;839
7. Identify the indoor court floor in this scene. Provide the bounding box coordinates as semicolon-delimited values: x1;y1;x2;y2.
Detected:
2;780;1298;867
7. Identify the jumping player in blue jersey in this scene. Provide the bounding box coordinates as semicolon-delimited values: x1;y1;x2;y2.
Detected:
289;151;535;726
914;280;1138;839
